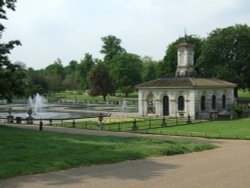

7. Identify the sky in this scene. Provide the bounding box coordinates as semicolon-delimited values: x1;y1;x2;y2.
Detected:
2;0;250;69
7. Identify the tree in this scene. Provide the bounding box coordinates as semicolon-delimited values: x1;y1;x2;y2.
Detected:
64;60;78;75
26;68;48;95
89;63;114;101
111;53;143;97
100;35;126;64
0;0;26;101
160;35;203;77
61;74;79;90
197;24;250;90
141;56;158;82
45;58;65;78
44;58;65;91
46;75;63;92
77;53;94;90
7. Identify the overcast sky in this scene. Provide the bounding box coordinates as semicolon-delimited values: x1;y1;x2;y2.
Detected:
2;0;250;69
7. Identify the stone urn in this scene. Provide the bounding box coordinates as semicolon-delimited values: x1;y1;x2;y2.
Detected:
7;107;14;123
98;113;104;129
26;108;33;124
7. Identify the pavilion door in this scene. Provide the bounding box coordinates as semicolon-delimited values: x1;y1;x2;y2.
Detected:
163;96;169;116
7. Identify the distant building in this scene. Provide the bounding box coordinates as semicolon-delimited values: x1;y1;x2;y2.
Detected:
136;40;237;118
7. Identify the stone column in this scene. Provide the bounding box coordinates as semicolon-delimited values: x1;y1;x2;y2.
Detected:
141;99;148;116
188;91;196;117
185;99;190;117
170;99;176;117
155;99;161;117
138;91;144;116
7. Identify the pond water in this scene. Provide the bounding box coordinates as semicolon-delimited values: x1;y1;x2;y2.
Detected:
0;111;97;120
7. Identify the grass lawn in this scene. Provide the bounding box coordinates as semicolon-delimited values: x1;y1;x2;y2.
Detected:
0;125;215;179
238;90;250;101
49;89;250;102
49;91;138;102
138;118;250;139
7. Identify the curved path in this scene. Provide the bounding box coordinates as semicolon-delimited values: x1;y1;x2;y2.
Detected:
1;124;250;188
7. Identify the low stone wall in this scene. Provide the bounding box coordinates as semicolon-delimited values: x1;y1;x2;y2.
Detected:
0;100;7;105
220;111;250;120
217;113;233;120
12;99;28;104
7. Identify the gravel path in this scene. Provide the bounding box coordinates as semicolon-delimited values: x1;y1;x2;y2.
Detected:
1;124;250;188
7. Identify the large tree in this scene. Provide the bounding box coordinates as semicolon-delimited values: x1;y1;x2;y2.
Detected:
89;63;114;101
26;68;48;95
45;58;65;78
45;59;65;92
160;35;204;77
61;74;79;90
77;53;94;90
100;35;126;64
64;60;78;75
111;53;143;97
0;0;26;101
141;56;158;82
197;24;250;90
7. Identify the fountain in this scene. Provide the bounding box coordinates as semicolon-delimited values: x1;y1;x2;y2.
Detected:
28;93;47;115
25;93;87;119
0;94;137;121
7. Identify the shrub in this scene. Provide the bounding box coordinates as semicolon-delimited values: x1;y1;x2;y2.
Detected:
232;105;244;118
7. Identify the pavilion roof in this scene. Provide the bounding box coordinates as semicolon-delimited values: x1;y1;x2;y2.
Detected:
136;77;237;89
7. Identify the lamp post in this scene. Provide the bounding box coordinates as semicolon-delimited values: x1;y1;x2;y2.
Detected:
161;116;167;127
186;114;192;124
39;119;43;131
98;113;104;129
132;119;138;131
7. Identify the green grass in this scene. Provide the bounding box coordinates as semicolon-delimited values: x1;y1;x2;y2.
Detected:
49;117;250;139
49;91;138;103
0;125;215;179
238;90;250;101
49;89;249;103
139;118;250;139
49;91;109;102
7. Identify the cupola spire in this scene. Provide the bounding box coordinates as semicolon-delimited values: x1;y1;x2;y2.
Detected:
175;33;196;77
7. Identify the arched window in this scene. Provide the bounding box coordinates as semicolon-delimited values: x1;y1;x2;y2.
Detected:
222;95;226;109
212;95;216;110
147;93;155;113
201;95;206;111
163;96;169;116
178;96;185;111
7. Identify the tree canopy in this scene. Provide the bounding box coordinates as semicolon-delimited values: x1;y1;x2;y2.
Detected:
89;63;114;101
111;53;143;97
0;0;26;101
197;24;250;90
141;56;158;82
77;53;94;90
100;35;126;64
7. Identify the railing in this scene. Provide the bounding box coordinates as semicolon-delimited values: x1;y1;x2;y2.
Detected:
0;115;208;132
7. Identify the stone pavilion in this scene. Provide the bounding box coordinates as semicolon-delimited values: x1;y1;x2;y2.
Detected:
136;41;237;118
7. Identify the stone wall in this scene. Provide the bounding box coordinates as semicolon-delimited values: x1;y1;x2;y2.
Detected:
138;87;235;118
